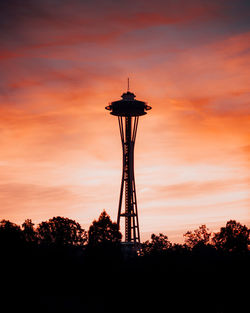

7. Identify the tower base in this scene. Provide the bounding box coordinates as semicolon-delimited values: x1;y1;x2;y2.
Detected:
121;242;141;259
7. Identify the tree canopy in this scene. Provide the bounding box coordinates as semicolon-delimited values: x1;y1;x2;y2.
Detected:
212;220;250;253
0;219;24;247
142;233;171;255
22;219;37;243
88;210;121;247
37;216;87;247
184;225;211;248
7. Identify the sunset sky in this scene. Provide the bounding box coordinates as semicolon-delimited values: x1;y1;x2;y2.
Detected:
0;0;249;243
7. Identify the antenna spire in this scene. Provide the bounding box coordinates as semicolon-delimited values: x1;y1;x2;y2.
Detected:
127;77;130;92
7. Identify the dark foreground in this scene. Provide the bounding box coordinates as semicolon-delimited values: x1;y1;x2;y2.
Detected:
2;244;249;313
1;216;249;312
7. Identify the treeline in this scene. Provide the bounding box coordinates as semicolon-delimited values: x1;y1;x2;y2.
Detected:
1;211;249;254
1;211;249;313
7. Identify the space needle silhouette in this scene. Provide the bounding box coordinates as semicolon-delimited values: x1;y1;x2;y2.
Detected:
105;79;151;247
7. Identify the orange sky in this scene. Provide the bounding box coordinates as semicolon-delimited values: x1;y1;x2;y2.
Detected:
0;0;249;242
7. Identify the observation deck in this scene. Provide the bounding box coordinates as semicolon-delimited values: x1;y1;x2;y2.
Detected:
105;91;151;117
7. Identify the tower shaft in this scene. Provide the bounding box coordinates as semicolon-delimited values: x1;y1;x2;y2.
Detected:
118;116;140;243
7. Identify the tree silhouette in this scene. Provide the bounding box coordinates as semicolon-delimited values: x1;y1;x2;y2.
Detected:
22;219;37;243
88;210;121;247
0;219;24;248
0;219;25;269
37;216;87;247
184;225;211;248
212;220;250;253
142;233;171;255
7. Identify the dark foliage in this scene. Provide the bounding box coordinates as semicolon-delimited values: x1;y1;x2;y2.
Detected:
184;224;211;248
212;219;250;253
0;219;24;247
0;216;249;313
88;210;122;247
22;219;37;243
87;210;122;266
141;233;171;255
37;216;87;247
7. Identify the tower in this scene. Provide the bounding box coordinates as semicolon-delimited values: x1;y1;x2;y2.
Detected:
105;86;151;245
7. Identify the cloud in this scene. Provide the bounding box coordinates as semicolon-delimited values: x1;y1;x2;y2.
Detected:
0;183;81;219
1;0;248;58
0;0;249;240
152;178;248;199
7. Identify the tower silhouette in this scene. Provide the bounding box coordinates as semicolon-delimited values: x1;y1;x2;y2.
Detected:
105;86;151;245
